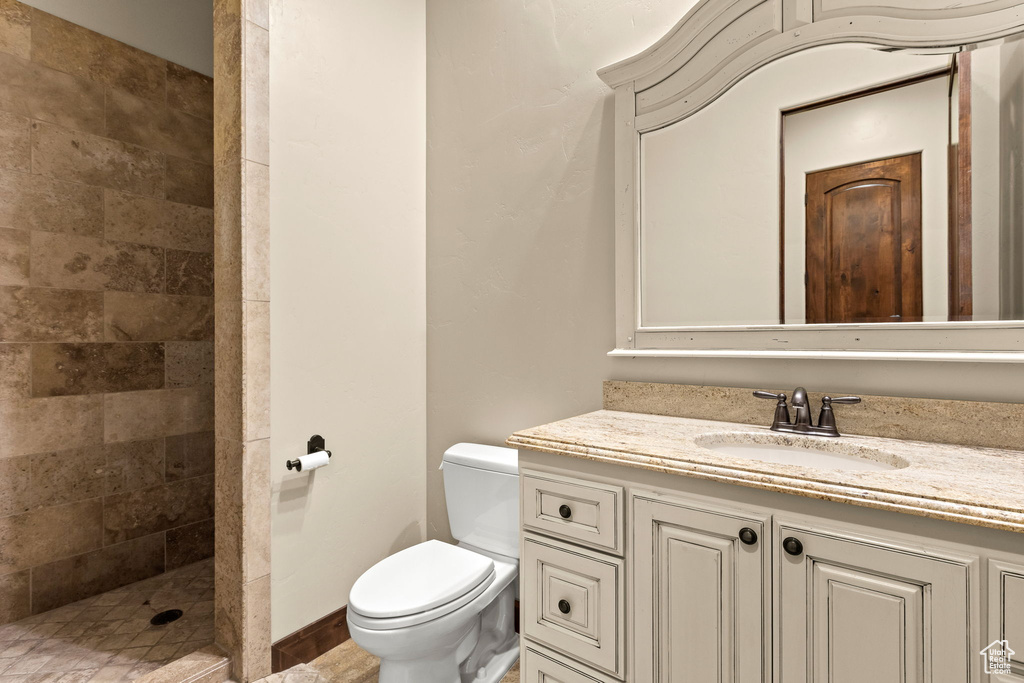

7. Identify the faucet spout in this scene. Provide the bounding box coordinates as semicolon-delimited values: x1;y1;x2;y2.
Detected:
791;387;812;427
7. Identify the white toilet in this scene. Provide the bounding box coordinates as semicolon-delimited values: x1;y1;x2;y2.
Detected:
347;443;520;683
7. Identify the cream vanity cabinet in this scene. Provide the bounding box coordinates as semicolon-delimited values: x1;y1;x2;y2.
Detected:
517;453;1021;683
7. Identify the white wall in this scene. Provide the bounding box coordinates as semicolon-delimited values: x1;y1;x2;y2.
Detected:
270;0;426;640
425;0;1024;543
19;0;213;75
783;75;949;322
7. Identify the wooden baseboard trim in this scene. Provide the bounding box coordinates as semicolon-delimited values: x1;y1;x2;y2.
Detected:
271;599;521;673
271;605;350;674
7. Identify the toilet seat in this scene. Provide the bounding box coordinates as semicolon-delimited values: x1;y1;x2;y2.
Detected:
348;540;496;630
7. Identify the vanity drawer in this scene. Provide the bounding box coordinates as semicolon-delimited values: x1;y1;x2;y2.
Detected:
522;469;624;555
522;643;619;683
522;535;625;678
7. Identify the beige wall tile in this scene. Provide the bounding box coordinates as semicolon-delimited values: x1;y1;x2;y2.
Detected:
165;156;214;208
0;51;105;134
166;249;214;297
0;286;103;342
0;454;30;516
0;394;103;458
0;570;30;624
103;474;214;544
167;63;213;122
245;302;270;441
0;110;28;172
29;445;106;507
0;342;29;400
244;161;269;302
245;0;269;30
214;438;243;580
214;302;243;441
29;8;166;102
165;431;215;481
29;233;164;293
104;190;213;253
0;168;103;237
104;291;213;342
243;439;270;581
214;160;242;302
0;0;30;59
245;573;271;680
30;533;164;614
0;227;28;285
0;498;103;573
104;387;214;443
31;121;165;197
103;439;165;495
243;24;269;166
32;342;164;396
105;88;213;165
213;0;242;169
165;341;214;389
165;518;214;570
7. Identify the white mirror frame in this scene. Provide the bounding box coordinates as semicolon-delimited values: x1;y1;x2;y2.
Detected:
599;0;1024;362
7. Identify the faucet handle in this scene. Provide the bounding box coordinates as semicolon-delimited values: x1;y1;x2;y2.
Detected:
754;390;786;401
826;396;862;405
754;391;790;430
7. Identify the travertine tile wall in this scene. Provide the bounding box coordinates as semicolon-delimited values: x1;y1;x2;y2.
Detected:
0;1;215;626
212;0;271;680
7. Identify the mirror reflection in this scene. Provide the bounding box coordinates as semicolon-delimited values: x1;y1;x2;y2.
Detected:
639;39;1024;327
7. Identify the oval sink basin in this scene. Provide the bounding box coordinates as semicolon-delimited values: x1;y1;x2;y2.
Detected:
695;434;907;472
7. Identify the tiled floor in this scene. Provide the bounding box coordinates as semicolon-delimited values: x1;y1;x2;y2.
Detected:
0;559;214;683
257;639;519;683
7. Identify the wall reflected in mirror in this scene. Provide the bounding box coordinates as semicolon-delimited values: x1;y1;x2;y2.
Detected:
639;39;1024;328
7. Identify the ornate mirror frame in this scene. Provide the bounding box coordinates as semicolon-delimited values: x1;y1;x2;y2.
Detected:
599;0;1024;362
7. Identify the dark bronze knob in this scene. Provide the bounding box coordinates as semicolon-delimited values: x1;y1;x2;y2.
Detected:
739;527;758;545
783;537;804;556
557;599;571;614
558;504;572;519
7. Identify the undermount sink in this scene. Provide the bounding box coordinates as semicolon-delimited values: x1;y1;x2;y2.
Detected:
695;433;908;472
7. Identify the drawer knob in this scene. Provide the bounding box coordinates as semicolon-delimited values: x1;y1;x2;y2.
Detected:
783;536;804;556
557;599;571;614
558;504;572;519
739;527;758;545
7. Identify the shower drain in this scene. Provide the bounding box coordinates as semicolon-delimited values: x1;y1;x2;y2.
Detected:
150;609;184;626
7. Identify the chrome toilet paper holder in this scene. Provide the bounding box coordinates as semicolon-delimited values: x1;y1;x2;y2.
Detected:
286;434;333;471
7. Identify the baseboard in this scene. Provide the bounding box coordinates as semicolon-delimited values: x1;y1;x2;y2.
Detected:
271;605;350;673
271;600;522;673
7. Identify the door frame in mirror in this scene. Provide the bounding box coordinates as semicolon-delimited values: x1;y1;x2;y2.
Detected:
599;0;1024;361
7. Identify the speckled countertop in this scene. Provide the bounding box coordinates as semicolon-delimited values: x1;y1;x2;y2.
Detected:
507;410;1024;534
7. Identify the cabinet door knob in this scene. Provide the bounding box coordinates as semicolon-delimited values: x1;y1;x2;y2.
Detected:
739;527;758;545
557;599;571;614
558;504;572;519
783;537;804;556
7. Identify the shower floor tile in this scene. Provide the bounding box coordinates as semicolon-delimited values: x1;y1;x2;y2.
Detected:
0;558;214;683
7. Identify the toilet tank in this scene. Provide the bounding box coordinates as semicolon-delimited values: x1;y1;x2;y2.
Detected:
442;443;519;558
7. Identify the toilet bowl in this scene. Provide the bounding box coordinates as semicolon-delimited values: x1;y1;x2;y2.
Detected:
347;444;520;683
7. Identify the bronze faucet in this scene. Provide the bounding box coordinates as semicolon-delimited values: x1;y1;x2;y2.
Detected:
754;388;861;437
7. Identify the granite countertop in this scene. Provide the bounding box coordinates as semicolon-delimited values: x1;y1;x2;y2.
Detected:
507;410;1024;533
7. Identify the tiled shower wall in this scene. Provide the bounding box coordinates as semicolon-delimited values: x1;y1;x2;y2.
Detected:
0;2;215;625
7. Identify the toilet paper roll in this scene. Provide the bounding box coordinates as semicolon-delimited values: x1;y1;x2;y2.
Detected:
297;450;330;471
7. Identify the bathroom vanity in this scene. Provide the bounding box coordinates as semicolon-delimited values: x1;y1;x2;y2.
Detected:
509;409;1024;682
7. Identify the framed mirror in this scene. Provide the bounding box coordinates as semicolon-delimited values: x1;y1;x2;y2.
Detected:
600;0;1024;361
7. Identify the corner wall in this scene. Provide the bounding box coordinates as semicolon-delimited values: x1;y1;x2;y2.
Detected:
425;0;1024;542
269;0;427;642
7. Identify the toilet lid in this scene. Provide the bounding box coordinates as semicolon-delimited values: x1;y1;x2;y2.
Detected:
349;540;495;619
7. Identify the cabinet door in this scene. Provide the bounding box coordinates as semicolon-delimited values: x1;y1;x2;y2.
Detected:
776;520;975;683
633;493;769;683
